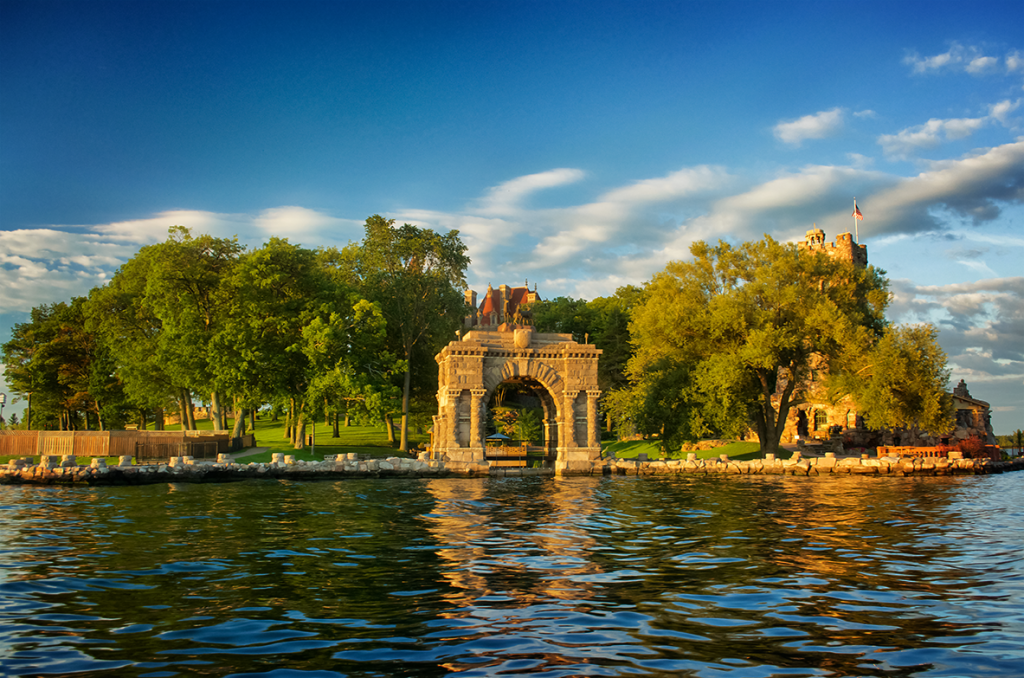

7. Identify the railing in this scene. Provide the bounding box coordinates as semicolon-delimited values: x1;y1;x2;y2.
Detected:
485;442;553;467
877;444;1002;461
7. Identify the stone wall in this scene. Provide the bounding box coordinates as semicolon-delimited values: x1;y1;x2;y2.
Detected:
3;449;1019;486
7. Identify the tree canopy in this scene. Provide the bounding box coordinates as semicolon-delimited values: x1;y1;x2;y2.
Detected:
609;235;952;455
345;215;470;452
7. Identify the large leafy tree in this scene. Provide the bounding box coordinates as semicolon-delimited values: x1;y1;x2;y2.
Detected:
349;216;469;452
613;235;948;456
532;287;643;434
86;227;244;430
831;323;954;434
212;238;332;445
2;298;131;430
3;303;64;429
145;227;244;429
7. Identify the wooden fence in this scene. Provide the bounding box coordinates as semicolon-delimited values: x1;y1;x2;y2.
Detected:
0;430;256;460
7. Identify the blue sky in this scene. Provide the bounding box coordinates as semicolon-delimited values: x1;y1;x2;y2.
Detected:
1;0;1022;432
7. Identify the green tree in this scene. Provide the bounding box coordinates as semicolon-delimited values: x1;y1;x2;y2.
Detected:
615;235;901;456
1;297;130;430
532;296;596;343
831;323;954;435
349;216;470;453
211;238;329;446
144;227;245;430
85;243;185;423
3;303;60;429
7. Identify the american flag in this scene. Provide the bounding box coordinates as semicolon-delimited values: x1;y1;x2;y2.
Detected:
852;202;864;220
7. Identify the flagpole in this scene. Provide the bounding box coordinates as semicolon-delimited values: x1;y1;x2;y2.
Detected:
854;198;859;244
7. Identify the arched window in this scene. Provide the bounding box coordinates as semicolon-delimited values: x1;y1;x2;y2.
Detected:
814;409;828;431
846;410;857;429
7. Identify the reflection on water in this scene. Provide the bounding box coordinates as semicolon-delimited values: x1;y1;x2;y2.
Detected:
1;474;1022;677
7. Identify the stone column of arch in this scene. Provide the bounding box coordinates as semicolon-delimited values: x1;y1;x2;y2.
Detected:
469;388;488;450
587;390;601;449
446;388;462;449
561;390;578;449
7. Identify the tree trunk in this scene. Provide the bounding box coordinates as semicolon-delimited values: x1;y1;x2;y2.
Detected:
250;409;256;431
293;415;306;449
178;392;189;430
399;361;412;453
138;409;146;430
26;392;32;430
344;413;350;427
95;402;105;432
186;391;197;430
332;412;340;438
385;413;396;445
231;408;247;438
210;392;223;431
286;398;295;440
154;407;164;430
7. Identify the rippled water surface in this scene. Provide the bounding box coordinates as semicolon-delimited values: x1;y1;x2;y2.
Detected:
2;474;1023;677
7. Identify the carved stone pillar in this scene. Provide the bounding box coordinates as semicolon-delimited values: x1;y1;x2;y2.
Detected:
561;390;578;448
587;390;601;448
446;389;462;448
470;388;487;449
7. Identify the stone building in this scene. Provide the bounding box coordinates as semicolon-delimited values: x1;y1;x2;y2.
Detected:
464;281;541;329
797;226;868;266
774;228;995;448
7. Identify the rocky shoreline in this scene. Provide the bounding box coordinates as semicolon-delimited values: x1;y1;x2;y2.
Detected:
1;449;1022;486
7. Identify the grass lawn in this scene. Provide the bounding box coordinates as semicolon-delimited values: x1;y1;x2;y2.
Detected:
603;439;763;461
237;418;429;463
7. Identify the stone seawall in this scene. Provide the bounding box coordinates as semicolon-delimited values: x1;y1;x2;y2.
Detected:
2;450;1021;486
597;451;1024;477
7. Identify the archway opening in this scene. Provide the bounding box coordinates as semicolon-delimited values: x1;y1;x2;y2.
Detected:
486;377;558;467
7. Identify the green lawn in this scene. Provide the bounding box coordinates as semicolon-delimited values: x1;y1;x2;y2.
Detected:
200;416;429;463
603;439;763;461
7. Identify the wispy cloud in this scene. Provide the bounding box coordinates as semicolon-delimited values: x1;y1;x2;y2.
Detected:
773;108;844;146
475;168;585;217
903;42;1006;76
877;99;1020;159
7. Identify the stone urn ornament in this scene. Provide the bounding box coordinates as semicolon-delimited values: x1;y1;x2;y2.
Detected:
513;327;533;349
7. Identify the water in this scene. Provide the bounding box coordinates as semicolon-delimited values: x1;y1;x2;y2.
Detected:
1;474;1022;677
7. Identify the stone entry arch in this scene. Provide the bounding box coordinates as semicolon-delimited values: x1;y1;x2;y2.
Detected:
433;327;602;474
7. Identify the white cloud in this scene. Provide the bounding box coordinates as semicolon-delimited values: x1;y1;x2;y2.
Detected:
773;108;844;146
966;55;999;74
1008;50;1024;72
877;99;1020;159
252;206;363;244
853;109;877;119
989;98;1021;126
864;140;1024;235
904;42;1003;76
476;168;585;216
878;116;989;158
